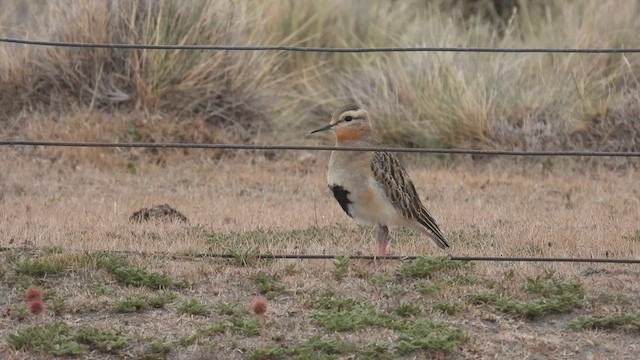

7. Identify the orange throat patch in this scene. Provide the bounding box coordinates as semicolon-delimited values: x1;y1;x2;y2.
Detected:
334;127;362;141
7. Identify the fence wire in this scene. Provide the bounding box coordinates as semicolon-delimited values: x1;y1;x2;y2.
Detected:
2;140;640;158
2;37;640;54
1;246;638;264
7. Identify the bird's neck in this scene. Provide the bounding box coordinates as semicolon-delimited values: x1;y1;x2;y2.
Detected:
334;133;377;148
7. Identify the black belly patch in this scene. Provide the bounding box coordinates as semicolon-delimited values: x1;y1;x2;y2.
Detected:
329;184;353;218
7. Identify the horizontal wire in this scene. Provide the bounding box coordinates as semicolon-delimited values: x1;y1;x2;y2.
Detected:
2;37;640;54
1;246;638;264
2;140;640;157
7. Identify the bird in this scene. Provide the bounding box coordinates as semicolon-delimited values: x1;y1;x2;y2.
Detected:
311;104;449;256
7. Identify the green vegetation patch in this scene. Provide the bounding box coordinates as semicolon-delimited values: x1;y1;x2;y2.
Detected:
249;336;371;360
468;275;584;319
310;290;464;356
435;302;460;315
622;229;640;242
6;322;124;356
331;255;350;280
393;303;422;317
312;302;398;332
139;340;172;360
94;254;187;289
74;327;129;353
395;320;466;355
114;292;176;313
360;341;394;360
178;299;210;316
14;258;62;277
399;256;472;279
289;335;356;358
211;316;262;336
572;313;640;332
250;271;284;299
8;322;84;356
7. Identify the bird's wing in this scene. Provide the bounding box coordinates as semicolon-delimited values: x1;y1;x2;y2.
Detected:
371;151;449;248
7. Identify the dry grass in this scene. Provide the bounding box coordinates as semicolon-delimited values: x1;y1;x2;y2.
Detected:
1;148;640;358
1;147;639;270
0;0;283;133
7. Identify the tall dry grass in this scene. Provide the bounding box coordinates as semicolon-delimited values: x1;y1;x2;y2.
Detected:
1;0;640;151
0;0;284;136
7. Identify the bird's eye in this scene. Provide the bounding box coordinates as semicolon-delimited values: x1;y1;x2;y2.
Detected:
344;116;353;122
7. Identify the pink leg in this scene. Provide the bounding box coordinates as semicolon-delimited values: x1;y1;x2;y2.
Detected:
376;225;389;256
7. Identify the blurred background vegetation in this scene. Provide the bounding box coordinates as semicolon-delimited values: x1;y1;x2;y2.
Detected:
1;0;639;153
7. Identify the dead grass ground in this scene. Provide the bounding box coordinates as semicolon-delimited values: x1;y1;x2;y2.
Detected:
1;148;640;359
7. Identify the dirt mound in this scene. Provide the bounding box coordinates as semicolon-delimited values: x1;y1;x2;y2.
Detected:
129;204;188;223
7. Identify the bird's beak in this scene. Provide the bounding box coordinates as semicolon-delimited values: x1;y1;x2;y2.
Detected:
310;123;335;134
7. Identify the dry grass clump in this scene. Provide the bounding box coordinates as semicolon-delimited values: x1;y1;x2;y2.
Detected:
290;0;640;150
0;0;282;134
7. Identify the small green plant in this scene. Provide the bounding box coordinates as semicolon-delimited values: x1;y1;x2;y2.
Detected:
284;263;298;275
114;295;149;313
94;254;187;289
622;229;640;242
224;246;262;267
88;282;114;295
5;248;20;263
388;285;407;297
14;258;62;277
399;256;471;279
467;290;501;305
8;322;85;356
434;302;460;315
178;324;226;346
361;341;394;360
572;313;640;331
74;327;129;353
331;255;350;280
148;292;177;308
290;335;355;357
178;299;210;316
48;293;70;315
418;281;441;295
467;275;584;319
369;272;392;288
217;301;241;316
447;273;478;285
249;336;356;359
312;303;397;332
395;320;465;355
393;303;422;317
139;340;172;360
114;292;176;313
230;316;262;336
44;245;64;255
12;303;29;319
250;271;283;299
178;333;200;346
206;315;262;337
249;343;287;360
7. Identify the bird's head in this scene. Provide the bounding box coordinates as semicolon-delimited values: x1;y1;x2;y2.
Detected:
310;104;372;141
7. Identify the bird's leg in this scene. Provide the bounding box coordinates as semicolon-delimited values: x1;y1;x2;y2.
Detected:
377;225;389;257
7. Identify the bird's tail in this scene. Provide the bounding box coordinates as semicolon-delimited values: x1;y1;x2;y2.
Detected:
415;207;449;249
